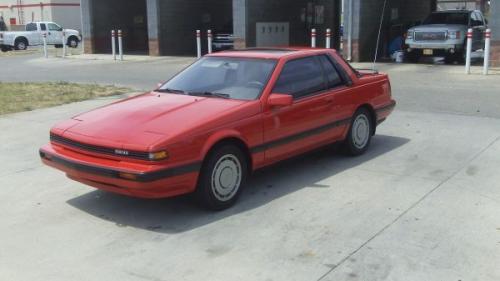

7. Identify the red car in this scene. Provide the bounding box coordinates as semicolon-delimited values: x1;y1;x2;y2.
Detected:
40;48;395;210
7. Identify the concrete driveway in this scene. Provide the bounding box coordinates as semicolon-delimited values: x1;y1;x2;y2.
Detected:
1;58;500;281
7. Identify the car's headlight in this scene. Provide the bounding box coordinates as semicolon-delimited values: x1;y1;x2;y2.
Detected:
406;31;414;40
148;151;169;161
448;30;461;40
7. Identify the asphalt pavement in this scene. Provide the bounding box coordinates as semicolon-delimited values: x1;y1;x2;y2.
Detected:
1;53;500;281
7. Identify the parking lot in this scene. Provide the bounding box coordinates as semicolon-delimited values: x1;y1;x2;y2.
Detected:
1;54;500;281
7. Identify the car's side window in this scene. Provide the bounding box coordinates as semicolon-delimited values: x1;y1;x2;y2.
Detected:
470;12;482;27
48;23;61;31
273;56;326;99
476;12;485;26
40;23;47;31
318;55;344;89
26;23;37;31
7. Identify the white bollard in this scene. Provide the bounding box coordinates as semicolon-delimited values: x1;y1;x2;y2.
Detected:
483;29;491;76
196;30;201;58
42;33;48;58
311;28;317;48
118;30;123;61
325;28;331;49
111;30;116;60
207;29;213;54
465;28;473;74
62;31;67;58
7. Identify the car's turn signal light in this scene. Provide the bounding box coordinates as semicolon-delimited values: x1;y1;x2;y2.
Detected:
148;151;168;161
119;172;138;181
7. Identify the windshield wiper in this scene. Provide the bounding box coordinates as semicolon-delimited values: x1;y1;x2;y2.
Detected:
188;91;230;99
156;88;187;95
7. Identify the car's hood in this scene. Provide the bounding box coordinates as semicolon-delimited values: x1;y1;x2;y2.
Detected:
59;92;252;150
411;24;466;31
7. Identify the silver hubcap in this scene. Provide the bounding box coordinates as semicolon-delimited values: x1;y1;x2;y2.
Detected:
70;40;77;48
352;114;370;149
18;42;26;50
211;154;242;202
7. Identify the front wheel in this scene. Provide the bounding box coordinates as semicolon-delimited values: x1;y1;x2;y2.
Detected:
195;144;248;210
343;108;373;156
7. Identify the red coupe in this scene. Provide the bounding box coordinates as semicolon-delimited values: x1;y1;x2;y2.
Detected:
40;48;395;210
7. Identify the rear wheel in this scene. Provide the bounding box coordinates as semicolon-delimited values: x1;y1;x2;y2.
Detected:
343;108;373;156
14;39;28;51
195;144;248;210
67;37;79;48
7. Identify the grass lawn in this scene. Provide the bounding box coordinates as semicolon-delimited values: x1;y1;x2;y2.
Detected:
0;82;131;115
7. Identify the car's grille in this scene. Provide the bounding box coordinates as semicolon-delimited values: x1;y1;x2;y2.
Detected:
50;133;151;161
414;31;447;41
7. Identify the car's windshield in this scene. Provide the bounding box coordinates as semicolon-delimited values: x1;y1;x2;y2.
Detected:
423;12;468;25
159;57;277;100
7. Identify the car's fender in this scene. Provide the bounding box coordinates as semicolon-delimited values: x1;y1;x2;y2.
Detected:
200;129;250;160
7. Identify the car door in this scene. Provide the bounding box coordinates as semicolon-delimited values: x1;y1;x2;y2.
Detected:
25;23;41;45
470;12;485;50
46;23;63;45
262;55;341;161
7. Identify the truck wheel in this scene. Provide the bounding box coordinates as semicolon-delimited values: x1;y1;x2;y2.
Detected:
67;37;79;48
405;52;420;63
195;144;248;210
343;108;373;156
14;39;28;51
1;45;11;52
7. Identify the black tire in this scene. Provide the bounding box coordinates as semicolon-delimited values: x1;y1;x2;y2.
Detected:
444;54;455;64
1;45;11;52
343;108;373;156
455;50;465;64
195;144;248;210
14;38;28;51
405;52;420;63
67;37;79;48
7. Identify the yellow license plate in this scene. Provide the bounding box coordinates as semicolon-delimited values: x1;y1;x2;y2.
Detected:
423;49;433;55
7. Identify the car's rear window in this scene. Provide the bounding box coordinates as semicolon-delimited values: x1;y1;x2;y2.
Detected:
423;13;469;25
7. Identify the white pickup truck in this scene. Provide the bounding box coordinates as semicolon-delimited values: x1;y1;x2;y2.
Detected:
0;21;81;52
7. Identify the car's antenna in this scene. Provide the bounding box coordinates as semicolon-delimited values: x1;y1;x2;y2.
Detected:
373;0;388;71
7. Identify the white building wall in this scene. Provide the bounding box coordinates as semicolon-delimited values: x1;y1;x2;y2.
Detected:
0;0;80;31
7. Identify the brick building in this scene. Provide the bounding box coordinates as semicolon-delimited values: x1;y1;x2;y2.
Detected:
80;0;500;66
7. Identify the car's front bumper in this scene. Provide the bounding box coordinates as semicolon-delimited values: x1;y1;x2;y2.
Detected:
40;144;200;198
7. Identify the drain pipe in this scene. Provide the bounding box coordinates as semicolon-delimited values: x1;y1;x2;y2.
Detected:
347;0;353;61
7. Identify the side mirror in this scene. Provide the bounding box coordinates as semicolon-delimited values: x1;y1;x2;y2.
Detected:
268;93;293;107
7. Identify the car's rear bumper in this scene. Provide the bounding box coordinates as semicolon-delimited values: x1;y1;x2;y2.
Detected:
39;144;200;198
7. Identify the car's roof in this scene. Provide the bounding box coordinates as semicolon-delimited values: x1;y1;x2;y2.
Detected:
206;47;335;60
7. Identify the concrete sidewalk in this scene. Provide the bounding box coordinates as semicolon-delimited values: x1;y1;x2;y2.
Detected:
1;95;500;281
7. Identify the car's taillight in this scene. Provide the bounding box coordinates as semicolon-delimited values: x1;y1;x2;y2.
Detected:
406;31;413;40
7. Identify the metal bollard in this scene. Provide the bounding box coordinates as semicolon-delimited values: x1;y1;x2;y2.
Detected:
325;28;331;49
465;28;473;74
118;30;123;61
311;28;317;48
43;33;48;58
111;30;116;60
207;29;213;54
62;31;67;58
196;30;201;58
483;29;491;76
